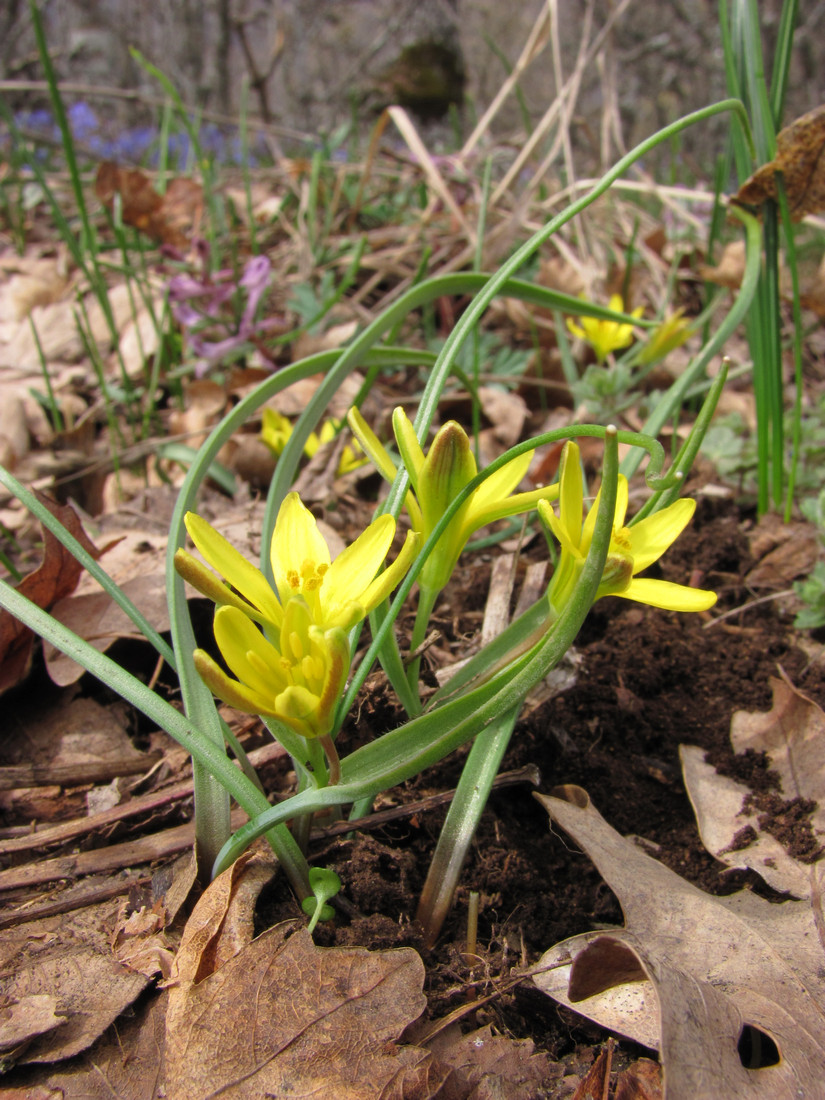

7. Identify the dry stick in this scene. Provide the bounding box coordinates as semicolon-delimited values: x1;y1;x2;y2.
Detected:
549;0;579;199
388;107;474;242
0;752;162;793
460;3;552;157
704;589;795;628
0;874;151;929
0;766;539;894
491;0;632;207
0;740;288;858
0;808;248;894
232;12;285;126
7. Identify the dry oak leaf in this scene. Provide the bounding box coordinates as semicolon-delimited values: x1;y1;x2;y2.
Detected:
164;853;430;1100
532;787;825;1100
734;103;825;219
95;161;203;249
0;495;112;694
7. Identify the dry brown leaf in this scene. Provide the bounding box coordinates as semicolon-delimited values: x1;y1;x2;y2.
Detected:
14;990;170;1100
680;746;812;898
112;900;176;981
0;897;150;1064
478;387;528;448
0;996;66;1057
167;378;227;442
0;694;147;775
744;523;818;588
428;1023;558;1099
800;252;825;317
533;787;825;1100
115;295;164;379
0;495;109;693
570;1040;613;1100
95;162;203;248
44;529;169;686
164;853;430;1099
614;1058;664;1100
699;239;746;289
0;251;72;323
734;104;825;219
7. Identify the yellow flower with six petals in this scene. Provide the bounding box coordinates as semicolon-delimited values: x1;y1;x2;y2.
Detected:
176;492;418;634
261;409;365;475
566;294;643;362
348;406;560;597
539;441;716;614
193;598;349;741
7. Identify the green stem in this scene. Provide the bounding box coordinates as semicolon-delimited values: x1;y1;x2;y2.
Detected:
416;707;519;948
319;734;341;786
406;585;440;698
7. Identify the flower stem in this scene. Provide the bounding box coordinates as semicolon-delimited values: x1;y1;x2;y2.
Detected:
416;707;518;948
320;734;341;786
406;584;440;696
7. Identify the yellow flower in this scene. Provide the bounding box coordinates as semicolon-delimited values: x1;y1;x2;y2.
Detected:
175;491;418;633
348;407;559;596
260;408;293;455
261;410;365;475
637;309;692;366
193;598;349;739
539;441;716;613
304;418;366;475
566;294;643;362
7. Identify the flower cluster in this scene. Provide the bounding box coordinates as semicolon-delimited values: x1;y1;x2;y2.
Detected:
168;250;284;377
567;294;643;362
175;493;417;745
348;407;560;599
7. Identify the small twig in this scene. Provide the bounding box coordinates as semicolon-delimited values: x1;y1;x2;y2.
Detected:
0;753;162;792
704;588;794;628
0;740;286;857
311;766;541;841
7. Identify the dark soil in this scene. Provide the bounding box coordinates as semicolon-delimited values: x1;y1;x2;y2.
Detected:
257;494;825;1064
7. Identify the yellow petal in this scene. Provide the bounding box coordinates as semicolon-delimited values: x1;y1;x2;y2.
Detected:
469;451;532;514
347;408;423;531
213;606;287;697
174;549;267;622
322;514;396;627
193;648;276;716
184;512;283;626
468;484;560;536
392;407;426;491
557;442;583;543
271;493;331;604
355;529;419;618
614;476;629;530
347;408;399;483
539;498;582;560
628;498;696;573
619;576;717;611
